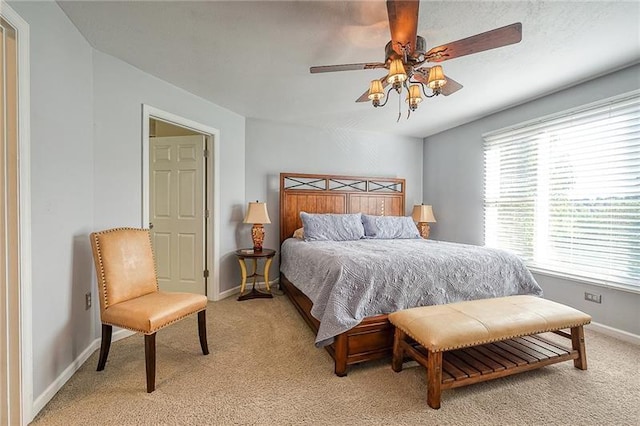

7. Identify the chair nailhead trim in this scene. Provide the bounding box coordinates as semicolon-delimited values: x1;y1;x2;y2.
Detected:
103;308;206;335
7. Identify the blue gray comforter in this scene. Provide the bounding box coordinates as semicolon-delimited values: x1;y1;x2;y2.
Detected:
280;238;542;347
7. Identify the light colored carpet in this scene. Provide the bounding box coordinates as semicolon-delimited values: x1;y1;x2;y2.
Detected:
32;293;640;425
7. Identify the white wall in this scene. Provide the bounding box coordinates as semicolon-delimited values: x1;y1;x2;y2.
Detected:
92;50;246;299
423;63;640;336
8;1;247;414
245;118;424;273
8;0;95;399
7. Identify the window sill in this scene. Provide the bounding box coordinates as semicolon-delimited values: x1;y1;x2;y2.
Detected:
528;267;640;295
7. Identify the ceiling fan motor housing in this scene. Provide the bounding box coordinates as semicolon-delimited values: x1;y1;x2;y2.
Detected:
385;35;426;64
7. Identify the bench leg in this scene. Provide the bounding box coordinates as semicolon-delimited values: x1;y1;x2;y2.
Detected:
427;350;443;409
391;327;405;373
571;325;587;370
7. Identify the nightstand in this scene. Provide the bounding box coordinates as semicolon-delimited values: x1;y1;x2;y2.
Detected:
235;248;276;301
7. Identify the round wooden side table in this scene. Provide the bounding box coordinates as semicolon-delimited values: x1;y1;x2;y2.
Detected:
235;248;276;301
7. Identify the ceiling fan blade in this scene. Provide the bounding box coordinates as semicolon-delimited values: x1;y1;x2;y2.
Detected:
386;0;420;56
439;76;463;96
310;63;386;74
355;76;389;103
413;68;463;96
412;67;430;83
426;22;522;63
356;90;371;103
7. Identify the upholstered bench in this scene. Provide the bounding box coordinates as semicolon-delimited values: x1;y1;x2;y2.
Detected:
389;295;591;409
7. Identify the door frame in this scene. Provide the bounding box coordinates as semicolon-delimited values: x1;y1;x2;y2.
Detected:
1;2;33;423
142;105;220;300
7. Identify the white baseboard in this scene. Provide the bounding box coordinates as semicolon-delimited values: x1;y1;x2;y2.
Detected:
587;322;640;345
217;279;279;300
31;328;135;418
217;284;241;300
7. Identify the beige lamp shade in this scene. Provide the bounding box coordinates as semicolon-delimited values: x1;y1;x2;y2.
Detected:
387;59;408;84
406;84;423;104
427;65;447;90
243;202;271;224
368;79;385;101
412;204;436;223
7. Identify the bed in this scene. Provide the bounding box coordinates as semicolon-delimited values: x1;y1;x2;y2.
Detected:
278;172;542;376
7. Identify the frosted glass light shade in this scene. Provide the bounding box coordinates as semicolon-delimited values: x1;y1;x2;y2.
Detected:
412;204;436;223
387;59;407;84
427;65;447;90
243;202;271;224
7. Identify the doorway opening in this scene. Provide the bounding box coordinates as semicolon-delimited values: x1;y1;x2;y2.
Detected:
142;106;220;300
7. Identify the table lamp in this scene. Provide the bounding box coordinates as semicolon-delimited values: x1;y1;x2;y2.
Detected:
412;204;436;239
243;201;271;251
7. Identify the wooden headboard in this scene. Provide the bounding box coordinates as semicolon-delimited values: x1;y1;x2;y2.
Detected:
279;173;406;244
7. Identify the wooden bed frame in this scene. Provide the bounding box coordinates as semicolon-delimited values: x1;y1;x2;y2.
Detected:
279;172;406;376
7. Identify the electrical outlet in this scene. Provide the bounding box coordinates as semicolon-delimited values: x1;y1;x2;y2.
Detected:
85;292;92;310
584;292;602;304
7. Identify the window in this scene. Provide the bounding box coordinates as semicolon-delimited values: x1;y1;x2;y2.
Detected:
484;92;640;290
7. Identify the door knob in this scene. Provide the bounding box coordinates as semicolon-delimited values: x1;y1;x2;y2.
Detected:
149;223;154;229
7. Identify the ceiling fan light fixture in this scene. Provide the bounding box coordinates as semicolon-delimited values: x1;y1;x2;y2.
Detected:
387;59;407;87
368;80;385;103
427;65;447;90
406;84;423;111
310;0;523;122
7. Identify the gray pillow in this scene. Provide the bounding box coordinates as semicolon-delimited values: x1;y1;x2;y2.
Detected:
362;214;420;239
300;212;365;241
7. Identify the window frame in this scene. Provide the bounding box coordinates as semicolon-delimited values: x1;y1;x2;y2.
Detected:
482;90;640;295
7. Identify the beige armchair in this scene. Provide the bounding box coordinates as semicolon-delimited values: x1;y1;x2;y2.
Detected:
90;227;209;392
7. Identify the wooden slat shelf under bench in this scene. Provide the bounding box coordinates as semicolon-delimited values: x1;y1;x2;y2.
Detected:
390;296;591;409
407;333;575;389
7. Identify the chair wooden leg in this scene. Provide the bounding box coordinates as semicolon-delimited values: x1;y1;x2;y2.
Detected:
96;324;112;371
145;333;156;393
198;310;209;355
391;327;405;373
571;325;587;370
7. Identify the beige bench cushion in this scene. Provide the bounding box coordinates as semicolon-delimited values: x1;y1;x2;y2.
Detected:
389;295;591;352
102;291;208;334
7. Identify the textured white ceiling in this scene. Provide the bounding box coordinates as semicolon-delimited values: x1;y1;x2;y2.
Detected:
58;1;640;138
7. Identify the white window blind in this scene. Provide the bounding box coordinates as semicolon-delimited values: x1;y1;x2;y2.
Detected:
484;92;640;289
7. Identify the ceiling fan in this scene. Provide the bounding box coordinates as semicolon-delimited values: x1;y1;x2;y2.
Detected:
310;0;522;120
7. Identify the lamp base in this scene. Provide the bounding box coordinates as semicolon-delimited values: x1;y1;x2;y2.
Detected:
417;222;431;239
251;224;265;251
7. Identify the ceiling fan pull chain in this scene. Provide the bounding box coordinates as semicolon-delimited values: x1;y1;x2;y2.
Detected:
397;93;401;122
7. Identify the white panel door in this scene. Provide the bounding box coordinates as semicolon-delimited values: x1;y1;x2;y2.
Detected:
150;135;206;294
